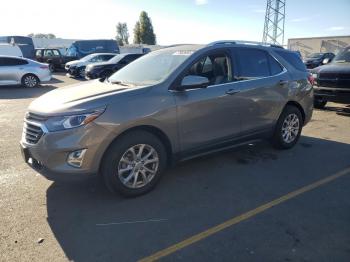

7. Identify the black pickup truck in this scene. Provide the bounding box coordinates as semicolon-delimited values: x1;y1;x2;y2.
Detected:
35;48;75;72
311;46;350;109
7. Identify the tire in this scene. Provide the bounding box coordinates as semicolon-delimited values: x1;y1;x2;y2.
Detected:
48;63;55;73
102;69;113;78
314;98;327;109
78;67;85;78
271;105;303;150
101;130;167;197
21;74;40;88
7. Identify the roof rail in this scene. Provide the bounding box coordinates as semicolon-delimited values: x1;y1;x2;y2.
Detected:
207;40;284;49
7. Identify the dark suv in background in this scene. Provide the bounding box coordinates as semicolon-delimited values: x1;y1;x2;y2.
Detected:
303;52;335;69
85;53;144;79
311;46;350;108
21;41;313;197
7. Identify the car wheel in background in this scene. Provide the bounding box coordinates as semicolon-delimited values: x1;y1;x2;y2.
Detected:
78;67;85;78
314;97;327;109
101;130;167;197
102;69;113;78
48;63;55;73
271;105;303;149
21;74;39;88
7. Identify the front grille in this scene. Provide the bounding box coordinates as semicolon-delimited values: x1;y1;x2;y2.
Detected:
23;122;43;144
318;72;350;88
319;72;350;80
23;112;47;144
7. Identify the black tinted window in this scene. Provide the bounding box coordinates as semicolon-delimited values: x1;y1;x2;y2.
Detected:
0;57;28;66
235;48;270;79
268;55;283;75
276;50;306;71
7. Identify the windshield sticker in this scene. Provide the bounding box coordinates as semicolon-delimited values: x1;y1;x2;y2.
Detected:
173;50;194;56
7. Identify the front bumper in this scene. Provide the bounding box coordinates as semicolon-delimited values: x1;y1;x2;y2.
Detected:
85;69;103;80
314;86;350;104
66;66;84;78
20;122;116;180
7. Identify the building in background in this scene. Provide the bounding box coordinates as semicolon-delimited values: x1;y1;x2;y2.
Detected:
288;35;350;58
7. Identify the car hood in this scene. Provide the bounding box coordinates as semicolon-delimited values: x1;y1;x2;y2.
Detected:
304;58;321;63
28;80;149;115
66;60;81;67
88;61;114;68
311;62;350;74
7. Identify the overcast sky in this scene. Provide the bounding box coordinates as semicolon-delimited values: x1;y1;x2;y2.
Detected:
1;0;350;45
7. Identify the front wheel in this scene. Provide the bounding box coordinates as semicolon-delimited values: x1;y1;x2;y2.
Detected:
314;97;327;109
271;105;303;149
101;130;167;197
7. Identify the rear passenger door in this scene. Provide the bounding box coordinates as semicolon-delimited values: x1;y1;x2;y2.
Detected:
231;47;288;135
0;57;28;85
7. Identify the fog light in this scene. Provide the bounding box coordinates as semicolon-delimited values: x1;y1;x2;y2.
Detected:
67;149;87;168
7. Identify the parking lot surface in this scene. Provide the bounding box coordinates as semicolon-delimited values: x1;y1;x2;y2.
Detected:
0;74;349;262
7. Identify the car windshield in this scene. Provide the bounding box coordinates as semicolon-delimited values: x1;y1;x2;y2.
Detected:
333;48;350;63
81;54;97;62
108;54;125;63
108;49;194;86
307;53;323;59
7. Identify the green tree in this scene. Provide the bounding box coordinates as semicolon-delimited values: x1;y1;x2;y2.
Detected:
27;33;56;39
116;22;129;46
133;21;141;44
133;11;156;45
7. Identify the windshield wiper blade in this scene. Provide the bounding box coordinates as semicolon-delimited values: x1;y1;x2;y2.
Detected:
110;81;131;86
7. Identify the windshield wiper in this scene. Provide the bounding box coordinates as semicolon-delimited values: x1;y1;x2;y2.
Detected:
110;80;132;86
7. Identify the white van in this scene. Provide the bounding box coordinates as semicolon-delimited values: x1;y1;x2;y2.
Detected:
0;44;23;57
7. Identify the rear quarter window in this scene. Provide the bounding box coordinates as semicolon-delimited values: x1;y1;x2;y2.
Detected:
275;50;306;71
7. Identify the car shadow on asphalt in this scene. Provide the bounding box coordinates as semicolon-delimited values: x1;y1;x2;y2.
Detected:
45;136;350;262
0;84;58;99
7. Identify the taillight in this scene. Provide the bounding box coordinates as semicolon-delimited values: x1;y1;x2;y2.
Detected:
308;74;315;85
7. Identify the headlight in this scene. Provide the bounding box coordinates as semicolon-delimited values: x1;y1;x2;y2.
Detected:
312;73;318;79
45;107;105;132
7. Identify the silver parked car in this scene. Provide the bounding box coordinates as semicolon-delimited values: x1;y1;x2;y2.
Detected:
20;41;313;196
0;56;51;87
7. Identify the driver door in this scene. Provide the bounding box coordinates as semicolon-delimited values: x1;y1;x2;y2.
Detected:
173;50;242;153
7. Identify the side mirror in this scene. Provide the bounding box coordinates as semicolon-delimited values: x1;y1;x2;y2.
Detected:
179;75;209;90
322;58;330;65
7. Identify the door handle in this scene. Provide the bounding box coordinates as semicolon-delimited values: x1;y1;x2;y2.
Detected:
225;89;240;95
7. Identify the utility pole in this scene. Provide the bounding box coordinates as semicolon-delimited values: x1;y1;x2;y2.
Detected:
262;0;286;46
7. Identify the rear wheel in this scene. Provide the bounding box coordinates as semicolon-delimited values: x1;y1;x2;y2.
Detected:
48;63;55;73
271;105;303;149
101;130;167;197
21;74;39;88
314;97;327;109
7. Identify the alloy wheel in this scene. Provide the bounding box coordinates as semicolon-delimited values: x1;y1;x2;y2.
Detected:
281;113;300;143
117;144;159;189
24;75;38;88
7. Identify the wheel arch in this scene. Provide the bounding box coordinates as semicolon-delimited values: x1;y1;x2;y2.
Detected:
99;125;174;173
21;73;40;84
283;101;305;123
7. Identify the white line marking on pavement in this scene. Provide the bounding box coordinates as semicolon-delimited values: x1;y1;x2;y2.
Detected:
96;218;168;226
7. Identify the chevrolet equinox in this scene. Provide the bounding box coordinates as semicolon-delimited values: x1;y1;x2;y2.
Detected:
20;41;313;196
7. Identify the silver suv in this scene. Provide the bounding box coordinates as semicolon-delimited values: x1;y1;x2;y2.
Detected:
20;41;313;196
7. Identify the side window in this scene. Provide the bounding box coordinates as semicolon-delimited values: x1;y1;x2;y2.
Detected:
275;50;306;71
185;52;232;86
1;58;28;66
44;50;53;57
268;55;283;75
53;50;60;56
35;50;42;57
235;48;270;79
119;56;130;65
101;55;114;61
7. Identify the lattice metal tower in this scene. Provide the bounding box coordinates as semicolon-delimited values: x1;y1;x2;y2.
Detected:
262;0;286;46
